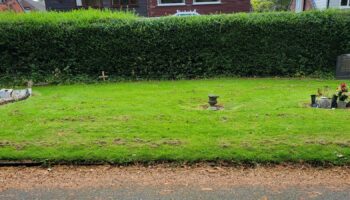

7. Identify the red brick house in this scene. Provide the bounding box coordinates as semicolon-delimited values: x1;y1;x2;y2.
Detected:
0;0;24;12
45;0;251;17
147;0;251;17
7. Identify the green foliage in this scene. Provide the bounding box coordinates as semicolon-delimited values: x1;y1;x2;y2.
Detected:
1;10;350;84
0;9;138;23
251;0;291;12
251;0;276;12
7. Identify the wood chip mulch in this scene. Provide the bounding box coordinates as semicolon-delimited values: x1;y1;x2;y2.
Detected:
1;165;350;191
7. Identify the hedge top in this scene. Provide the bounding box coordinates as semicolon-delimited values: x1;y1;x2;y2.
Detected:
0;9;138;24
1;9;349;24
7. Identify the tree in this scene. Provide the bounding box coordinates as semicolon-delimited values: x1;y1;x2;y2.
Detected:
251;0;290;12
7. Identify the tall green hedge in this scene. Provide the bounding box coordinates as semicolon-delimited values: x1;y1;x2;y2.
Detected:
1;10;350;84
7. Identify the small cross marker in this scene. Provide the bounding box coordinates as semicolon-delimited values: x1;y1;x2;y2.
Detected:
99;71;108;81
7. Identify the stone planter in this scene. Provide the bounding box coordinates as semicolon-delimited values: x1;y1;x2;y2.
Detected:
318;97;331;109
338;101;347;109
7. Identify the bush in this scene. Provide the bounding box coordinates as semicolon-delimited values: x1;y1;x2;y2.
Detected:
251;0;291;12
251;0;276;12
0;10;350;84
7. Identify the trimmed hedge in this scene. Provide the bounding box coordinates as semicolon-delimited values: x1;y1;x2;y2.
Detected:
1;10;350;84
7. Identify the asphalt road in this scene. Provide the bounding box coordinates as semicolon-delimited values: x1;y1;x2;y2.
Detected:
2;186;350;200
1;165;350;200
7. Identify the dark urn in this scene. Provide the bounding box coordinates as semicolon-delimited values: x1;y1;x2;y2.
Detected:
208;95;219;107
310;94;317;107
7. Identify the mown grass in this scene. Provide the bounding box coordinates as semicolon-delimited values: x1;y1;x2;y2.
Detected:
1;79;350;165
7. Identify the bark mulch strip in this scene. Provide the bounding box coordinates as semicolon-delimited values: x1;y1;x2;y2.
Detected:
1;165;350;192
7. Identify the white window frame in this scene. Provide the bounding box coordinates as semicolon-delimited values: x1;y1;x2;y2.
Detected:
295;0;302;12
157;0;185;6
340;0;350;8
193;0;221;5
76;0;83;6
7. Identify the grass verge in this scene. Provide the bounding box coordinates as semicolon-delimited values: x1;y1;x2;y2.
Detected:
1;78;350;165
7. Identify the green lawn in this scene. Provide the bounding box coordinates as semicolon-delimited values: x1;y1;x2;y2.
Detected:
1;79;350;164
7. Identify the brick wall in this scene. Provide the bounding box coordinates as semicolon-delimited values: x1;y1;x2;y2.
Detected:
148;0;251;17
0;4;7;11
0;0;24;12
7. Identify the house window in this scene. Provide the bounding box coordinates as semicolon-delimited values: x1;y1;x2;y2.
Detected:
193;0;220;5
158;0;185;6
76;0;83;6
341;0;350;7
82;0;102;8
113;0;138;7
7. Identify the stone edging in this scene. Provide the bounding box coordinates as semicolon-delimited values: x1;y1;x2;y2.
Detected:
0;89;30;106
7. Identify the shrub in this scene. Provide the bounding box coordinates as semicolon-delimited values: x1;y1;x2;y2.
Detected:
251;0;276;12
251;0;291;12
0;10;350;84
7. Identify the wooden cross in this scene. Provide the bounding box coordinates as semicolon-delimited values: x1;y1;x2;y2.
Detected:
27;80;33;88
99;71;108;81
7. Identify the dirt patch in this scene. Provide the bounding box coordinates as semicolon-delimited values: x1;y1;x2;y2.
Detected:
113;138;126;145
162;139;182;146
0;141;11;147
219;142;231;149
200;104;224;110
148;143;160;148
133;138;146;143
305;140;350;148
94;141;108;147
53;116;96;123
107;115;132;122
0;141;28;150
